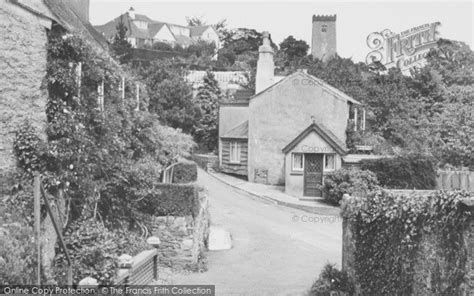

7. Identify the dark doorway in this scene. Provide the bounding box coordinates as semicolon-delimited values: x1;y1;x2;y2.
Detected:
303;154;324;197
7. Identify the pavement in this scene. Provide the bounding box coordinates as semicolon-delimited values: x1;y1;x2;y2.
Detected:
207;170;340;216
172;168;342;296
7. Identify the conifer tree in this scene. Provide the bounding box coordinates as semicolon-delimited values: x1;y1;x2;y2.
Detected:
194;70;222;151
111;16;132;64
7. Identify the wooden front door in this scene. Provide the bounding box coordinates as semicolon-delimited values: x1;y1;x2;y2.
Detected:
304;154;324;197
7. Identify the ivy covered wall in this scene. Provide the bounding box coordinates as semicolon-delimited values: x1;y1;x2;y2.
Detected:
341;190;473;295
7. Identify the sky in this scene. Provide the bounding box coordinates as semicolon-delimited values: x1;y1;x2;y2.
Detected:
89;0;474;62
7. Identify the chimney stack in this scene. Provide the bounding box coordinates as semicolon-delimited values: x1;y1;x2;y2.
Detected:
256;31;274;93
128;7;135;20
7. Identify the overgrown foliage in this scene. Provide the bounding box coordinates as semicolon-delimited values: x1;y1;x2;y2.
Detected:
341;190;472;295
53;219;149;284
0;221;39;285
320;168;379;205
361;154;437;189
10;25;195;284
172;161;198;183
309;264;355;296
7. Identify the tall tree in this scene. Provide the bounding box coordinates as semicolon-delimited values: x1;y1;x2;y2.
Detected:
279;35;309;61
193;70;222;151
111;16;132;64
186;15;206;27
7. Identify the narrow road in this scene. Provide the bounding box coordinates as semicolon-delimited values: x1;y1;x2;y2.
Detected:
174;169;342;296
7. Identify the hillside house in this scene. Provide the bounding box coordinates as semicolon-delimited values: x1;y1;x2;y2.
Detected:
94;7;220;49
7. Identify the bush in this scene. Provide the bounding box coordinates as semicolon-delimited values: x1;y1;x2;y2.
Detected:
53;219;149;285
172;161;198;183
137;183;199;217
152;42;173;51
0;223;38;284
309;264;355;296
361;153;437;189
320;168;379;205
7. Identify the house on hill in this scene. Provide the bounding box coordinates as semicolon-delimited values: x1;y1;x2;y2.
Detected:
218;31;366;198
94;7;220;49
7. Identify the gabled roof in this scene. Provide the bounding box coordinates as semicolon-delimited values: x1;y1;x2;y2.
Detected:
148;22;167;37
94;13;150;40
221;121;248;139
250;70;361;105
282;123;347;155
43;0;108;50
190;25;212;37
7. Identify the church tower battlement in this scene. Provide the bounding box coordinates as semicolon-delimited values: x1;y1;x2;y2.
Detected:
311;14;337;62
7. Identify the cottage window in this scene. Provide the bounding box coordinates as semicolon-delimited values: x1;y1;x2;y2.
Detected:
292;153;304;171
229;141;241;163
324;154;336;171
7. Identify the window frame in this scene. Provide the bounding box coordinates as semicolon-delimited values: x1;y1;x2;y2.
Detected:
229;141;241;164
291;153;304;172
324;154;336;172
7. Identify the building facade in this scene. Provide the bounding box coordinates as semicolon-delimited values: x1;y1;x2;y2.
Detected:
218;30;362;198
94;7;220;49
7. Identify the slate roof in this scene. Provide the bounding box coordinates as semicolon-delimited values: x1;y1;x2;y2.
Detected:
222;121;249;139
282;123;347;155
42;0;109;50
94;13;149;40
94;12;215;48
190;26;211;37
251;70;361;105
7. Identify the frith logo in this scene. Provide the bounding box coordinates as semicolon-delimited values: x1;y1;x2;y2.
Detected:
366;22;441;74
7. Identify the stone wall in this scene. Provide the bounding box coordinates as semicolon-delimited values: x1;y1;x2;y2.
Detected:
0;0;50;193
151;191;210;271
342;196;474;295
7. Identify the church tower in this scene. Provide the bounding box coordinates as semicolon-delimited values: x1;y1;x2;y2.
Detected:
311;15;337;62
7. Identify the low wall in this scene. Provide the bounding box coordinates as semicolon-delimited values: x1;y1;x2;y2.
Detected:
151;191;210;271
192;154;219;172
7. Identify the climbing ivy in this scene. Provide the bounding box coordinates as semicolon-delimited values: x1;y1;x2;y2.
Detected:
341;190;472;295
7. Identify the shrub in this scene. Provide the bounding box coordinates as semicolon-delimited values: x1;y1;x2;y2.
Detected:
309;264;355;296
152;42;173;51
320;168;379;205
137;183;199;217
172;161;198;183
53;219;149;285
361;153;437;189
0;222;38;284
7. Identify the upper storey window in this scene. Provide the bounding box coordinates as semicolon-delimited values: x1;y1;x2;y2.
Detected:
321;24;328;33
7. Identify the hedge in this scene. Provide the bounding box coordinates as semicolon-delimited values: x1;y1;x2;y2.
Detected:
138;183;199;217
341;190;472;295
192;154;218;171
361;154;437;189
172;161;198;183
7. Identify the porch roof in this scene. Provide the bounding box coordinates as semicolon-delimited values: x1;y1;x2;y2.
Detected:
282;123;347;155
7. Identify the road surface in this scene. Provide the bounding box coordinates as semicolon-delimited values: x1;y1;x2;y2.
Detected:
173;169;342;296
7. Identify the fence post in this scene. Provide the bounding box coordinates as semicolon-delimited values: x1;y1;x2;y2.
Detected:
135;83;140;111
34;173;41;285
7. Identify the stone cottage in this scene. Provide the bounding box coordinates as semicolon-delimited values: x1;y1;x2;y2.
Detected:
218;29;364;198
0;0;108;281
